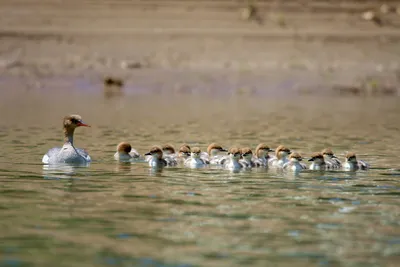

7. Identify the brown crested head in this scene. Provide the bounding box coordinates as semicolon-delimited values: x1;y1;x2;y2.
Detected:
145;146;163;158
162;144;175;154
117;142;132;153
255;143;273;157
345;152;357;160
289;152;303;161
179;145;191;154
207;143;227;154
63;114;90;129
180;144;191;151
308;152;324;162
321;148;334;156
241;147;253;156
275;145;291;157
228;147;241;156
192;147;201;154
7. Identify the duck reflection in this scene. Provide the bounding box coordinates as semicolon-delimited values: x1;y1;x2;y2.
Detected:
148;166;164;177
42;162;90;180
114;162;132;173
103;76;124;99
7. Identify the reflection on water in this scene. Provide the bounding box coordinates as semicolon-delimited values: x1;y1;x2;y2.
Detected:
0;84;399;267
42;163;91;180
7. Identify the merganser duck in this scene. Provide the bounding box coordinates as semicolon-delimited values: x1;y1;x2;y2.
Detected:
144;146;177;167
162;144;176;156
178;144;191;160
321;148;342;168
283;152;307;172
269;145;291;168
343;152;370;171
239;147;255;168
113;142;140;161
171;144;192;164
223;147;246;170
308;152;330;170
145;143;175;162
201;143;228;164
184;147;208;168
253;143;274;167
42;115;91;164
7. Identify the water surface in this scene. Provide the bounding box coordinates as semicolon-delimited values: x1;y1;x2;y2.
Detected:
0;79;399;267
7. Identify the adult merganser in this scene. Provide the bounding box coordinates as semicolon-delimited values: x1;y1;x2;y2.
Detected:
42;115;91;164
113;142;140;161
201;143;228;164
343;152;370;171
269;145;291;168
144;146;177;167
184;147;208;168
253;143;274;167
283;152;307;172
321;148;342;168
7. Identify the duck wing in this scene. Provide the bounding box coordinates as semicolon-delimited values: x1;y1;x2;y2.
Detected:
42;147;62;163
358;160;370;170
129;148;140;158
164;155;178;166
75;148;92;162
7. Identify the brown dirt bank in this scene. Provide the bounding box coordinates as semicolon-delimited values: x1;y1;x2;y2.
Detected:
1;0;400;96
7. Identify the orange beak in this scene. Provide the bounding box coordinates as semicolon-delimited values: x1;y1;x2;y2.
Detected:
77;121;90;127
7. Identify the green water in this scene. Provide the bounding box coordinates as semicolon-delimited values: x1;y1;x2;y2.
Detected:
0;79;399;267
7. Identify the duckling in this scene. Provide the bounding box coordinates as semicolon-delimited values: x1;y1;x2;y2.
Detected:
114;142;140;161
283;152;307;172
184;147;208;168
343;152;370;171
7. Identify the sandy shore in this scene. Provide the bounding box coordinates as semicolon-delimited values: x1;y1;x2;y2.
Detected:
1;0;400;95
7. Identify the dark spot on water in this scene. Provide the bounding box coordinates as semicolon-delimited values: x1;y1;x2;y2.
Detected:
203;252;230;259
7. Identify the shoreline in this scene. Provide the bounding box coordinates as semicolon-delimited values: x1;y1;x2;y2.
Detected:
0;0;400;96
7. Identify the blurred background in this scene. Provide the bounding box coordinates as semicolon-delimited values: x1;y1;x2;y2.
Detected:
1;0;400;96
